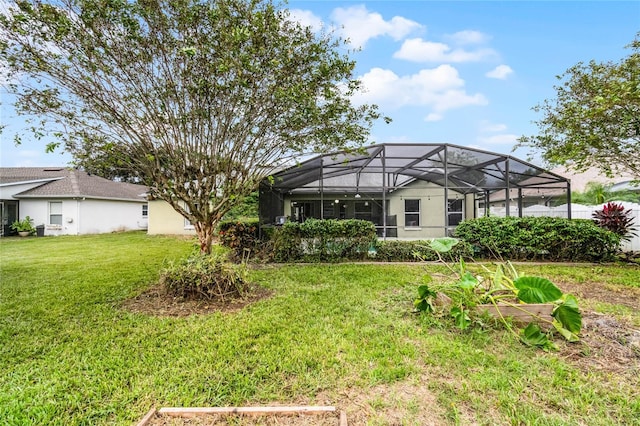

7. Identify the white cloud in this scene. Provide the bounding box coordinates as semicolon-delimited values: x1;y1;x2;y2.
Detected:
16;149;41;158
479;121;508;132
393;38;496;63
287;9;324;32
486;64;514;79
330;5;423;48
477;134;519;145
352;65;488;118
425;113;443;122
445;30;491;45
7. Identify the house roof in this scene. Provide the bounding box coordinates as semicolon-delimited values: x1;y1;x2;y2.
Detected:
265;143;569;195
0;167;70;184
0;167;148;201
550;166;637;192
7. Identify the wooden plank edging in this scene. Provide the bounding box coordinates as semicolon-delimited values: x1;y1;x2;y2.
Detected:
158;405;337;416
135;408;156;426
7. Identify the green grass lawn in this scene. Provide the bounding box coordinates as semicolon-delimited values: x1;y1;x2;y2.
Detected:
1;232;639;425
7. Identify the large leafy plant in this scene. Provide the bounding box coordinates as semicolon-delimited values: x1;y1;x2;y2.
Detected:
414;238;582;350
10;216;35;234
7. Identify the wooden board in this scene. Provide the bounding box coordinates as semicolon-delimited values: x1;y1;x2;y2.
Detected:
158;406;337;416
137;406;346;425
477;303;554;324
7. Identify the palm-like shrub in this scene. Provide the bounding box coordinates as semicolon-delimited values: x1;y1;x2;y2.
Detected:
592;202;637;241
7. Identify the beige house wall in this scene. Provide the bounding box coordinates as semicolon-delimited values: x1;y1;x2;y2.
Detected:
148;200;196;235
465;193;476;221
389;181;462;239
282;180;465;239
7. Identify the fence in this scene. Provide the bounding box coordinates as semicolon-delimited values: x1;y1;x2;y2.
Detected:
488;202;640;252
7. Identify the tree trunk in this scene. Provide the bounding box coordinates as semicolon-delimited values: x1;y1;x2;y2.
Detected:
194;222;215;255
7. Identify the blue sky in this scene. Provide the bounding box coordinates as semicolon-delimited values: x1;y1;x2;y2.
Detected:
1;1;639;167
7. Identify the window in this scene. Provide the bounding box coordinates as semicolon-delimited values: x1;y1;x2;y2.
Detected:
404;199;420;227
354;201;372;221
49;201;63;225
448;199;463;226
322;201;335;219
184;203;199;228
142;204;148;218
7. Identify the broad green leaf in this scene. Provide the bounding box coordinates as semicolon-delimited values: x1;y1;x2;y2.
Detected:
451;306;471;330
552;320;580;343
414;298;434;313
520;323;555;350
457;272;478;289
493;264;505;288
552;295;582;334
514;276;562;303
429;237;459;253
417;284;436;299
415;284;437;312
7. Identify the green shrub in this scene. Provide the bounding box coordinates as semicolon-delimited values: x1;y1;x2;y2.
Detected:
270;218;377;262
373;239;473;262
454;216;621;261
218;219;260;260
159;251;249;300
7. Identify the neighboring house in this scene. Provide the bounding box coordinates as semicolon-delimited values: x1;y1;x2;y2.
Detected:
551;166;637;193
0;167;148;237
147;199;196;236
259;143;570;239
488;166;640;208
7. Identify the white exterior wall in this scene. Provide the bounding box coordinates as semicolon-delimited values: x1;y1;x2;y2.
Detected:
0;181;59;200
18;199;65;233
18;198;147;236
78;199;147;234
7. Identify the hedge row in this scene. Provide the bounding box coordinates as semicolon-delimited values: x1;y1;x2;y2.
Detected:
454;216;620;262
270;219;377;262
218;216;622;263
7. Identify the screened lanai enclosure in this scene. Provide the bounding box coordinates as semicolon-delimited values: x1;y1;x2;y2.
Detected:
259;143;571;239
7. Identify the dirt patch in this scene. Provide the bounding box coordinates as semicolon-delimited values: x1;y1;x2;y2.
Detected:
557;280;640;310
332;378;450;426
560;311;640;375
553;280;640;374
141;377;452;425
121;284;273;317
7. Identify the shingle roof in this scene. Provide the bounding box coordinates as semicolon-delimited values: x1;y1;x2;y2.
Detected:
0;167;148;201
0;167;70;184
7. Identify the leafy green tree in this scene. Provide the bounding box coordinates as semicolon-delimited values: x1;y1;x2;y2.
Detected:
570;182;639;205
223;191;258;220
0;0;385;253
518;34;640;178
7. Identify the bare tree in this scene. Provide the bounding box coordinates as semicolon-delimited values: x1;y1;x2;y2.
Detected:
0;0;385;253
